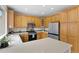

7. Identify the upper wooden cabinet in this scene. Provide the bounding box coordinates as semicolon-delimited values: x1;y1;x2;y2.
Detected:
60;11;68;23
21;16;27;27
34;17;41;28
44;16;52;27
52;14;60;22
14;14;22;28
14;13;42;28
8;10;14;28
68;7;78;22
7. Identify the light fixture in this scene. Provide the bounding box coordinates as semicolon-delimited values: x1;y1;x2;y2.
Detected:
25;8;28;11
0;10;3;16
42;5;46;7
51;8;54;10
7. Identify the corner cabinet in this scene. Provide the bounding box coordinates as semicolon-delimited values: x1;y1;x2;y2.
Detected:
8;10;14;28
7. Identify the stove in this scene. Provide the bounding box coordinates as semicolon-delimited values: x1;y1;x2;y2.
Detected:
28;31;37;41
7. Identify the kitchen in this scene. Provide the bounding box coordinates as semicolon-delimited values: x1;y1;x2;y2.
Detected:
0;5;79;53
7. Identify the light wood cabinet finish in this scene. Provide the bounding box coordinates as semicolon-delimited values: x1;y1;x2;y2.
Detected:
37;32;48;39
20;33;28;42
14;13;42;28
68;7;78;22
8;10;14;28
14;14;22;28
60;23;68;42
60;11;68;23
44;16;52;27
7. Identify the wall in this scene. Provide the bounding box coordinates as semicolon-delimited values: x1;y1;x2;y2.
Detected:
0;5;7;39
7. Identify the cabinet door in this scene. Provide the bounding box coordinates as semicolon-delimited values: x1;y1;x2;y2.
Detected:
8;10;14;28
68;7;78;22
34;17;41;28
68;23;79;37
67;23;79;52
67;37;77;52
60;11;68;23
21;16;27;27
20;33;28;42
44;16;52;28
53;14;60;22
60;23;68;42
37;32;48;39
41;32;48;38
14;14;22;28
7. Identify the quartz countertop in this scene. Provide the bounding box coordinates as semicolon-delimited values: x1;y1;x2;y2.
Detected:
0;37;72;53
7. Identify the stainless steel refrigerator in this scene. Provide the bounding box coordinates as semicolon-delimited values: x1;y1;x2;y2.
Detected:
48;22;60;40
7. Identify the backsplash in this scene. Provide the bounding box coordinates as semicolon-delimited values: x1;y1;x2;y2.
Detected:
9;28;48;32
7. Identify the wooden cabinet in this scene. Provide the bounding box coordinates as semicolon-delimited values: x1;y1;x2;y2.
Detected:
37;32;48;39
14;14;22;28
14;13;42;28
44;16;52;27
60;11;68;23
67;22;79;52
20;33;28;42
8;10;14;28
68;7;78;22
21;16;27;27
52;14;60;22
67;37;78;52
60;23;68;42
34;17;41;28
68;22;79;37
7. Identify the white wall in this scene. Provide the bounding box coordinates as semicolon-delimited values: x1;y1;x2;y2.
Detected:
0;5;7;39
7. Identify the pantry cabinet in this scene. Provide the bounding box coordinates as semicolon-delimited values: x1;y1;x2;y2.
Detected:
67;7;78;22
8;10;14;28
60;11;68;23
60;23;68;42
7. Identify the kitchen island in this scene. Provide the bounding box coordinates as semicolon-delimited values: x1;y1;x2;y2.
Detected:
0;35;72;53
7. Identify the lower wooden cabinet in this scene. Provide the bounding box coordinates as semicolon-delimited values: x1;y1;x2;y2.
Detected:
20;32;48;42
67;37;78;52
37;32;48;39
20;33;28;42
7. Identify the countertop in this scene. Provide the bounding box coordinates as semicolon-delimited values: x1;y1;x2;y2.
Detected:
0;35;72;53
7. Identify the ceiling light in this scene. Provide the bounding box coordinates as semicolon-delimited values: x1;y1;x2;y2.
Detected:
25;8;28;11
42;5;46;7
51;8;54;10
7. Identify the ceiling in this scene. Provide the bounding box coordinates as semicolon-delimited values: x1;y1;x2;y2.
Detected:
8;5;75;16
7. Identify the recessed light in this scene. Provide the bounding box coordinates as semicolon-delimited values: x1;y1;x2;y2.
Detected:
25;8;28;11
51;8;54;10
42;5;46;7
